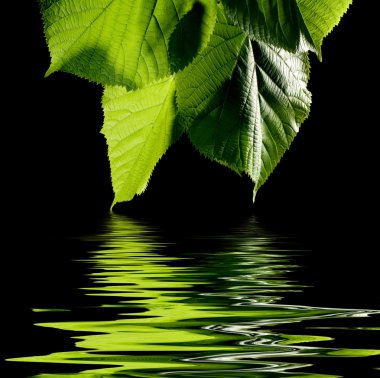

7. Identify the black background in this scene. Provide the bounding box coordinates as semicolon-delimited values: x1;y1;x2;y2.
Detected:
5;2;378;287
2;2;380;376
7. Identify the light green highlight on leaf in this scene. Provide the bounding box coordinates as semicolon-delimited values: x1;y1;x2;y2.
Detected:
102;76;178;205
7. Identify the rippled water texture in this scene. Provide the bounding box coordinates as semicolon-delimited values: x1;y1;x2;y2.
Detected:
5;215;380;377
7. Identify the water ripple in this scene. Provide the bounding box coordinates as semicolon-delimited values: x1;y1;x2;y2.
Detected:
6;214;380;377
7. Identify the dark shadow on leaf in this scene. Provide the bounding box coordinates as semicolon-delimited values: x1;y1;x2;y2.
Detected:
58;46;136;89
169;2;205;72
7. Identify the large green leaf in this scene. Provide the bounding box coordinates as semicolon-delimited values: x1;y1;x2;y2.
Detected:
39;0;217;88
102;76;178;205
222;0;352;56
177;7;311;198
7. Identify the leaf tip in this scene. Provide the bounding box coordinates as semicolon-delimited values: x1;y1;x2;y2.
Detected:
44;65;56;78
252;187;257;204
316;47;323;62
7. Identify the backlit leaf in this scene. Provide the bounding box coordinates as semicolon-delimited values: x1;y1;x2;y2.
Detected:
39;0;217;88
102;76;177;205
37;0;352;205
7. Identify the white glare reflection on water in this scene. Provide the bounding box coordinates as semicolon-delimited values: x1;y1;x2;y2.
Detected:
5;214;380;377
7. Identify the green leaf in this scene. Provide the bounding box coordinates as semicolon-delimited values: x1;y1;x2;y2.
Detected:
296;0;353;56
37;0;352;206
39;0;216;88
102;76;178;205
177;8;311;199
221;0;352;56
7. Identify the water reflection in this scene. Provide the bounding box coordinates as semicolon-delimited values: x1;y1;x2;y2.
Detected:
8;215;380;377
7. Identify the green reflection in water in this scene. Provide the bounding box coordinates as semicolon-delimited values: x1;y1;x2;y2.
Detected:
9;215;380;377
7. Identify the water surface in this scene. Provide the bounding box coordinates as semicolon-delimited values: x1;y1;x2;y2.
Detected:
4;214;380;377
